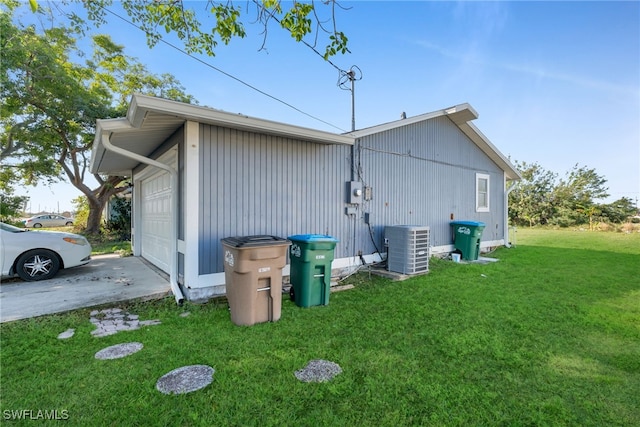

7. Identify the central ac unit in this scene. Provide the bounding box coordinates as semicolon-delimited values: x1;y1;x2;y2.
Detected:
385;225;430;275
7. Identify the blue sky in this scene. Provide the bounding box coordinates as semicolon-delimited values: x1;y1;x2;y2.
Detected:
14;1;640;213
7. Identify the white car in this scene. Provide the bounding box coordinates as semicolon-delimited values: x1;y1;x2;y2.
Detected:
0;222;92;281
23;215;74;228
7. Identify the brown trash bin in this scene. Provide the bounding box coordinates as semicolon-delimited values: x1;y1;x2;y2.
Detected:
221;235;291;326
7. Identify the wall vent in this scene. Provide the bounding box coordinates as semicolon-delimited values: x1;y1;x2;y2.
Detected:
385;225;430;275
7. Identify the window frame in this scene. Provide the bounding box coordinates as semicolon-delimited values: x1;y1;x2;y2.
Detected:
476;173;490;212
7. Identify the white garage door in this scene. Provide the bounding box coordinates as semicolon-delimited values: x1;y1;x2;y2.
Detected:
139;152;176;273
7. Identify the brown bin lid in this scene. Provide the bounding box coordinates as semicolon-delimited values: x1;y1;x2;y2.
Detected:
221;235;289;248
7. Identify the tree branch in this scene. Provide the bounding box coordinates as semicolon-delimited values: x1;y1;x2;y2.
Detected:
0;119;37;160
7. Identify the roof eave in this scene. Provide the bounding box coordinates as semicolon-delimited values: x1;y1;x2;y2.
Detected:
348;103;478;137
348;102;520;180
90;118;135;175
460;122;521;181
128;94;354;146
91;95;354;175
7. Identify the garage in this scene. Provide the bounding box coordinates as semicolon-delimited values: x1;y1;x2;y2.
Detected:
137;149;177;273
91;95;519;305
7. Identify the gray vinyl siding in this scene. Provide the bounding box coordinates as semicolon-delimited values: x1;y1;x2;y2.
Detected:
354;116;506;253
196;116;506;275
199;124;351;275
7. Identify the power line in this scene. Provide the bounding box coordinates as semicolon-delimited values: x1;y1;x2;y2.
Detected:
251;0;345;73
253;0;363;129
99;5;348;133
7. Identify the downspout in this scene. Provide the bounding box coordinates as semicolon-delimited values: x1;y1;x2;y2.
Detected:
101;133;185;304
504;182;517;248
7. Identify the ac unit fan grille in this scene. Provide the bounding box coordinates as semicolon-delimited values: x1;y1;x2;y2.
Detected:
385;225;430;275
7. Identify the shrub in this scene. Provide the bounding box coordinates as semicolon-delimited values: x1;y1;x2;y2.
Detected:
548;214;573;228
104;196;131;240
621;222;636;233
0;195;28;223
597;222;611;232
71;196;89;232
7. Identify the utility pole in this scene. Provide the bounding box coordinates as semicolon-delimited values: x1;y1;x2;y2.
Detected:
347;70;356;131
339;66;362;132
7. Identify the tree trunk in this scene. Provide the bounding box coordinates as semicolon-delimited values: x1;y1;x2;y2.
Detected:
85;195;106;235
57;148;128;235
83;179;128;235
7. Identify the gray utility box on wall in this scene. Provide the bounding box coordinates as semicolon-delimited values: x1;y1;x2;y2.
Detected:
385;225;431;275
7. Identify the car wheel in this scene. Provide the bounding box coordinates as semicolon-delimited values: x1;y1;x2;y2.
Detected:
65;221;73;226
33;223;42;228
15;249;61;281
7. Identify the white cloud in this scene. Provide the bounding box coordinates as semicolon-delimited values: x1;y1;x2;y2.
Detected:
415;40;639;98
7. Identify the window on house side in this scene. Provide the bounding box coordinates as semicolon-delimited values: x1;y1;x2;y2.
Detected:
476;173;490;212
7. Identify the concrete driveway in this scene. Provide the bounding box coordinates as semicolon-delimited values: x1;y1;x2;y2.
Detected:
0;254;171;323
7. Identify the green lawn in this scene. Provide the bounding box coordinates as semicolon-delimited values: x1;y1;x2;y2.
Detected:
1;229;638;426
12;225;132;256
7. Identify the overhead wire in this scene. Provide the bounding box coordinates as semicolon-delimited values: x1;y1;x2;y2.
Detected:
68;3;389;284
99;2;374;266
247;1;361;96
360;145;494;175
249;0;345;73
98;4;349;133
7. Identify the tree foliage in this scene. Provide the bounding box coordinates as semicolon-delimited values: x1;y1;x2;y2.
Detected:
508;161;557;227
0;194;28;224
548;164;609;228
507;160;630;228
77;0;350;60
600;197;638;224
104;194;131;240
0;0;195;233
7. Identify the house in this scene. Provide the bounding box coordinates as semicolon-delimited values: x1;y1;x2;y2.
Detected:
90;94;520;303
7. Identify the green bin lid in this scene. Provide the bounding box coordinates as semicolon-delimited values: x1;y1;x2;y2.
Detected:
221;235;289;248
288;234;339;243
450;221;486;227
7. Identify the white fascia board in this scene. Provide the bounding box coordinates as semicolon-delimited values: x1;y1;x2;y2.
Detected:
349;103;477;138
347;101;520;181
90;118;134;174
444;103;478;125
459;122;522;181
129;94;354;146
349;110;442;137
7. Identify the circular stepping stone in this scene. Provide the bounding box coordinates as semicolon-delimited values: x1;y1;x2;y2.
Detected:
57;328;75;340
295;359;342;383
156;365;215;395
95;342;144;360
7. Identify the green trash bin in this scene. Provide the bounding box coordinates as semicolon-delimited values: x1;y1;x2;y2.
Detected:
450;221;486;261
287;234;338;308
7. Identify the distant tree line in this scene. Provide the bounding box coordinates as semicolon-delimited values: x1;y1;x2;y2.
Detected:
508;161;638;229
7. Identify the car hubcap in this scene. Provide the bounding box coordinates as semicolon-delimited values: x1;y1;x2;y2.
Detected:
23;255;53;277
